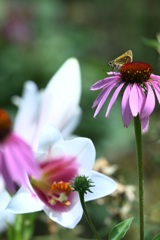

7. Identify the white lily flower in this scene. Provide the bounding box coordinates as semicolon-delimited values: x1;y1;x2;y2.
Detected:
7;126;117;229
13;58;81;150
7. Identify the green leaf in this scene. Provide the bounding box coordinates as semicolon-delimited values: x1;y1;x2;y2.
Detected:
153;233;160;240
142;37;160;50
108;217;133;240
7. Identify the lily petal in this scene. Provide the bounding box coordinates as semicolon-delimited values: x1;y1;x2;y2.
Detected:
58;137;96;175
7;186;44;213
44;199;82;229
14;81;39;144
85;170;117;201
33;58;81;149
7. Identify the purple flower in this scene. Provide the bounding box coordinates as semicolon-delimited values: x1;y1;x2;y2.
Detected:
90;62;160;132
0;109;40;192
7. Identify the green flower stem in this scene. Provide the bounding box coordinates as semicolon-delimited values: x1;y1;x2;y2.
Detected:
79;192;102;240
7;213;37;240
134;116;144;240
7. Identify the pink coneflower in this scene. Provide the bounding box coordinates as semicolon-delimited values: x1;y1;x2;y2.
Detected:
90;62;160;132
0;109;40;192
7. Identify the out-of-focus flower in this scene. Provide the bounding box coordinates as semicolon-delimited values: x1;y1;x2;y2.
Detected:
90;62;160;132
0;177;15;232
1;5;32;44
93;157;118;175
0;109;40;192
7;126;117;229
13;58;81;150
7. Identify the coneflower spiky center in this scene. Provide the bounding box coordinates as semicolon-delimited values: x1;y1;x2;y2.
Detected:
120;62;152;83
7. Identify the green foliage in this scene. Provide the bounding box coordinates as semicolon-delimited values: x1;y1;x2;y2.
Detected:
153;233;160;240
143;37;160;51
7;213;38;240
108;218;134;240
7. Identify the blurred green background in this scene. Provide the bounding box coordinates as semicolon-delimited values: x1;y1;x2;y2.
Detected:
1;0;160;239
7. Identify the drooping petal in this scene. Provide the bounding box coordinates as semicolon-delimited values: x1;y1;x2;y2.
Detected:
105;83;124;117
1;147;28;188
150;73;160;82
140;118;149;133
0;132;40;192
137;84;145;113
0;152;16;192
92;87;108;109
140;84;155;120
151;81;160;104
129;83;139;116
7;186;44;213
93;83;118;117
121;85;133;127
90;75;121;90
92;81;117;109
84;170;117;201
10;134;40;178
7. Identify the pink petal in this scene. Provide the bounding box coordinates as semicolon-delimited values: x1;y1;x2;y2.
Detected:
10;137;39;178
129;83;139;116
150;73;160;81
140;118;149;133
92;80;119;109
137;85;145;112
90;75;121;90
3;146;28;187
121;85;133;127
92;87;109;109
105;83;124;117
151;81;160;104
140;84;155;120
0;153;16;192
93;83;118;117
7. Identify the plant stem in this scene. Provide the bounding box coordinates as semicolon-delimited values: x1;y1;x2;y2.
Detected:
79;192;102;240
7;213;37;240
134;116;144;240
